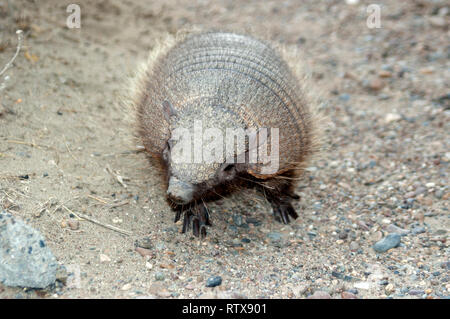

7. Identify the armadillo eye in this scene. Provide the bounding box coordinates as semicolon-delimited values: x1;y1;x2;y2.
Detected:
167;139;174;150
222;164;234;172
220;164;236;181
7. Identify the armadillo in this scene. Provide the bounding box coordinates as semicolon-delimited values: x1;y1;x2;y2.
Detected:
132;31;318;237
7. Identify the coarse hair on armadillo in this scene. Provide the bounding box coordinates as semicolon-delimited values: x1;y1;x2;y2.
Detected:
130;29;323;174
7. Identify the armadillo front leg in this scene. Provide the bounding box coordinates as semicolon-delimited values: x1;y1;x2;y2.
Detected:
174;203;211;238
262;178;300;224
267;192;299;224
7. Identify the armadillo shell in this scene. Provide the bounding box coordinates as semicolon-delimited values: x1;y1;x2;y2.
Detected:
137;32;311;177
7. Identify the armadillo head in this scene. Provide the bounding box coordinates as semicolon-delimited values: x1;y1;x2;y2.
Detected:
162;99;247;205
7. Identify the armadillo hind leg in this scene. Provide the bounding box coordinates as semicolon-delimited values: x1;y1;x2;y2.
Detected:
175;203;211;238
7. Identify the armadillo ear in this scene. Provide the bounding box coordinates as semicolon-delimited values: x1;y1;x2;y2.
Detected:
163;100;177;122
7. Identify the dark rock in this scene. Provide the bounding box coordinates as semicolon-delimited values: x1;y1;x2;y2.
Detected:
373;233;401;253
0;211;58;288
206;276;222;287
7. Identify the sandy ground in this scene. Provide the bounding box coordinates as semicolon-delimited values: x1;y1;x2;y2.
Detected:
0;0;448;299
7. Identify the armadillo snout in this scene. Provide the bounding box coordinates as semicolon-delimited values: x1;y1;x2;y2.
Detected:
167;176;194;204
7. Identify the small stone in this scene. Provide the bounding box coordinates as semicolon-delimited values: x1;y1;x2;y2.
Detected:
206;276;222;287
429;16;447;28
434;190;444;199
121;283;131;291
419;67;434;75
154;272;165;281
67;219;79;230
246;218;261;226
379;70;392;78
408;289;425;296
338;231;348;240
341;291;358;299
339;93;350;101
404;191;416;199
440;261;450;269
373;233;401;253
411;226;426;235
349;241;359;252
267;232;283;242
135;247;153;257
54;265;68;286
354;282;373;290
112;217;122;224
307;291;331;299
135;237;153;249
368;78;385;91
149;282;170;297
385;284;395;293
386;224;410;236
425;182;435;188
385;113;401;123
232;214;248;228
99;254;111;263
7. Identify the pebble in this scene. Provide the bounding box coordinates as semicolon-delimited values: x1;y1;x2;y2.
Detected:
373;233;401;253
385;284;395;293
408;289;425;296
354;282;373;290
155;272;165;281
135;247;153;257
67;219;80;230
307;291;331;299
440;261;450;269
411;226;426;235
232;214;248;228
349;241;359;252
246;218;261;226
206;276;222;287
385;224;410;236
0;211;58;288
429;16;447;28
385;113;402;123
368;78;385;91
379;70;392;78
267;232;283;242
121;283;132;291
341;291;358;299
338;231;348;239
99;254;111;263
345;0;359;5
136;237;153;249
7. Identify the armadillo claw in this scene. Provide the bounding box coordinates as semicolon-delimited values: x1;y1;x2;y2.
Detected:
177;204;211;238
272;201;299;225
